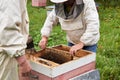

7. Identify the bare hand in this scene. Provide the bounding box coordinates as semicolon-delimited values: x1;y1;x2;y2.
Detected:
16;55;31;80
39;36;48;49
70;42;84;55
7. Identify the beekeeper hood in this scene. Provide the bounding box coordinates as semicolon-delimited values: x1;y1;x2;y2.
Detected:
53;0;84;20
50;0;68;3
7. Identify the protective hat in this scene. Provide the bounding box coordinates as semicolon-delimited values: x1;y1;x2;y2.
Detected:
50;0;68;3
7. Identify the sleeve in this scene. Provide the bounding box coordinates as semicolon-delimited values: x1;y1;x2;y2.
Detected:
41;9;59;37
0;0;28;57
80;0;100;46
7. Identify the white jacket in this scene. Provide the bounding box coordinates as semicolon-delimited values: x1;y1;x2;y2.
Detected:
41;0;100;46
0;0;29;80
0;0;29;57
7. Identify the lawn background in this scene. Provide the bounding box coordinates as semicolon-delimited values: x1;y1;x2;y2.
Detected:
27;0;120;80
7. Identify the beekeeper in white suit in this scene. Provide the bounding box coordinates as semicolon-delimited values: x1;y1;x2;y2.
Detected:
39;0;100;54
0;0;31;80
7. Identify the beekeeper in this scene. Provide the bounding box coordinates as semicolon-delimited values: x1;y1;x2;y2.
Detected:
0;0;31;80
39;0;100;54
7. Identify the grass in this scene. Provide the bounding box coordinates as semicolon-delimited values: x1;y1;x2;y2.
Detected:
96;7;120;80
27;1;120;80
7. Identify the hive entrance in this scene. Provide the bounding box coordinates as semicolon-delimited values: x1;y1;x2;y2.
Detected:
39;48;73;64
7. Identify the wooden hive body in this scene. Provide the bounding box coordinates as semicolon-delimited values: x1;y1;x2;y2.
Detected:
26;45;96;80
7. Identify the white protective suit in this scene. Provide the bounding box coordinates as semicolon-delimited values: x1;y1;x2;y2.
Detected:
41;0;100;46
0;0;29;80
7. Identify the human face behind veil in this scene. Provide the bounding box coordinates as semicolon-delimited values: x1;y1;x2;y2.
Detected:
64;0;75;6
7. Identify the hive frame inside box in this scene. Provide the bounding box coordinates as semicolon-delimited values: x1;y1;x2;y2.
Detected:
30;45;96;79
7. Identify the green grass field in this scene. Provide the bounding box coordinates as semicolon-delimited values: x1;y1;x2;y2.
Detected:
27;1;120;80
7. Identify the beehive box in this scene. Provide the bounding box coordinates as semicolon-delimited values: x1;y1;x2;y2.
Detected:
32;0;47;7
26;45;96;80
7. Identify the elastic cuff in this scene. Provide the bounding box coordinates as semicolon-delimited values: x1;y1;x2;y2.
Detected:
14;50;25;58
